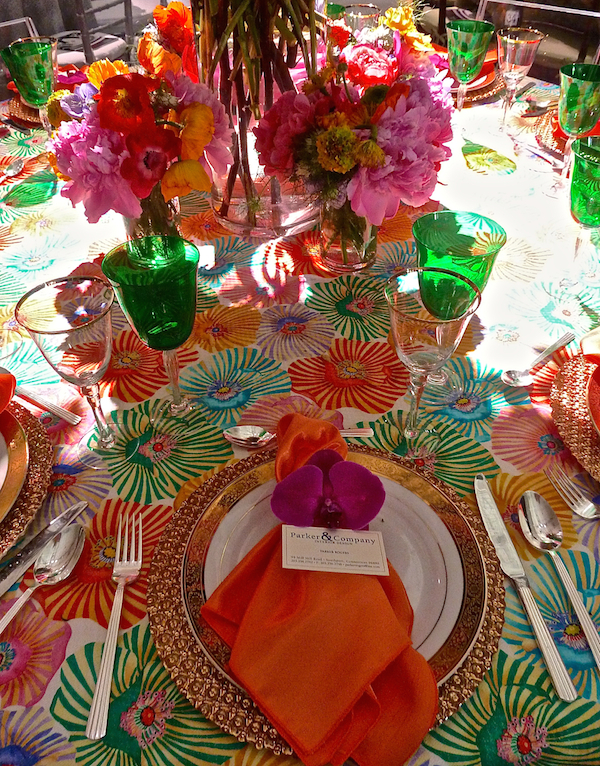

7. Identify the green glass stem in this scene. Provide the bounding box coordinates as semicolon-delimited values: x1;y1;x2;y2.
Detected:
81;384;115;449
405;371;428;440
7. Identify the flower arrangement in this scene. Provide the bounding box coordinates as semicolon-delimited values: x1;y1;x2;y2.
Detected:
47;4;232;237
254;10;453;266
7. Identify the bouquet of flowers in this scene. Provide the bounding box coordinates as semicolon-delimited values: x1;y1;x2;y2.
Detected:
48;5;232;237
254;10;453;266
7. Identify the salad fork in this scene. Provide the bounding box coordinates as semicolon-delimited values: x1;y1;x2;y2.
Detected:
86;514;143;740
545;464;600;520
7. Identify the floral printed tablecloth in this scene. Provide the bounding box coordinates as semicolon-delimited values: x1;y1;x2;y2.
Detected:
0;96;600;766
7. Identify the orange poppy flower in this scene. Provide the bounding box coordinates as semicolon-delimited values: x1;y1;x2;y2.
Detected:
137;31;182;77
97;73;157;134
161;159;211;201
179;103;215;161
153;1;194;55
86;58;129;89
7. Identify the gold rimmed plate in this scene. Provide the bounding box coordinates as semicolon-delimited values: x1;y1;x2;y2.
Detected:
148;447;504;752
0;409;29;524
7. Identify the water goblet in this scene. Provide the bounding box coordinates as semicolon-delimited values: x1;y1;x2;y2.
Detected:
15;276;116;464
0;37;57;134
556;63;600;190
412;209;507;293
446;19;495;111
569;137;600;281
101;235;199;418
497;27;544;130
384;267;481;441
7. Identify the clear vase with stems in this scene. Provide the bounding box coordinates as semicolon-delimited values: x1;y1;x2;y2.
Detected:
320;199;378;273
123;183;182;240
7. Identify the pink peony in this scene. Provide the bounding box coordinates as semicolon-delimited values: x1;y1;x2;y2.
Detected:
166;72;233;176
49;110;142;222
343;44;399;88
254;90;320;181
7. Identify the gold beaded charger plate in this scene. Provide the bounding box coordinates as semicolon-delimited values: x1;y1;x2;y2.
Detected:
535;108;566;156
148;447;504;751
0;409;29;525
551;354;600;481
0;402;53;558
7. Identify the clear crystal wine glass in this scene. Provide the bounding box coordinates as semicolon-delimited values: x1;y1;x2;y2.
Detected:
497;27;544;129
446;19;495;111
15;276;116;464
384;267;481;441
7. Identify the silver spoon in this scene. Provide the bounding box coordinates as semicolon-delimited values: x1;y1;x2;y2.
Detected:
0;524;85;637
501;331;576;387
0;158;24;183
0;365;81;426
223;424;374;449
518;491;600;670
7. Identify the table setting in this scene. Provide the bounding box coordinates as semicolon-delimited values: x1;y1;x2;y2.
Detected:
0;2;599;765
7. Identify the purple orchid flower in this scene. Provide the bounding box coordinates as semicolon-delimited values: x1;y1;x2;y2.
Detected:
61;82;99;120
271;449;385;529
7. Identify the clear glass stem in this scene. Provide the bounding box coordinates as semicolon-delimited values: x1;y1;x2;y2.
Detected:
560;136;575;185
405;371;428;440
39;105;52;136
456;83;468;111
81;384;115;449
501;85;516;129
162;348;190;416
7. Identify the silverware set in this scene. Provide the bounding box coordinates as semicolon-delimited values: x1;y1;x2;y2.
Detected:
475;470;600;702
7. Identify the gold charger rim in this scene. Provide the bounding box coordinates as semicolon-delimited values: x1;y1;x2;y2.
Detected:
148;446;504;752
0;402;53;558
0;409;29;525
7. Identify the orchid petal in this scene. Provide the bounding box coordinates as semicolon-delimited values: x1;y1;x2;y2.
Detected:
271;464;324;526
327;460;385;529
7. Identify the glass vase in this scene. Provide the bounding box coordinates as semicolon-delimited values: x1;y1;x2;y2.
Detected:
320;200;378;273
123;183;182;240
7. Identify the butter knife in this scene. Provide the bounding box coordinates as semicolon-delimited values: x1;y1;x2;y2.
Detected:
0;501;88;597
474;475;577;702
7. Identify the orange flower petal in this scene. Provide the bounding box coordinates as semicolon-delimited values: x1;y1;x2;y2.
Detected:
179;103;215;161
161;159;211;201
137;32;182;77
87;58;129;89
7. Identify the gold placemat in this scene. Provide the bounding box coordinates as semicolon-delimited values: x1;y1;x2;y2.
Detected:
7;95;42;127
148;446;504;752
535;108;565;156
459;73;505;106
550;354;600;481
0;402;53;557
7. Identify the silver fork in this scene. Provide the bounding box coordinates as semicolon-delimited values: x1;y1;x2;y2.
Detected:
86;515;143;740
545;464;600;520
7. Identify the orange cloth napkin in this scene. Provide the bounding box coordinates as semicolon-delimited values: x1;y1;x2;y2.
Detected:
202;525;438;766
0;374;16;413
275;413;347;481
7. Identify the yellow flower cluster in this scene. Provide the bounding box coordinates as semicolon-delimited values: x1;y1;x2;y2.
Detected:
383;5;434;53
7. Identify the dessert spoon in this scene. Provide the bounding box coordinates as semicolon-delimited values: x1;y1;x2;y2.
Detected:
518;490;600;670
0;158;24;183
501;331;575;387
223;424;374;449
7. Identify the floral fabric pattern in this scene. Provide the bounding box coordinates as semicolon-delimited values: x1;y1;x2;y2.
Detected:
0;707;75;763
192;304;261;352
256;304;335;361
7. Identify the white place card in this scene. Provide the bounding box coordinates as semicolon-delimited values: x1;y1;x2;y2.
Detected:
281;525;389;576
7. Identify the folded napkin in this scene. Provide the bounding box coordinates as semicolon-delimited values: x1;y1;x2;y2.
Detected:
0;373;16;413
202;525;438;766
275;413;347;481
202;414;438;766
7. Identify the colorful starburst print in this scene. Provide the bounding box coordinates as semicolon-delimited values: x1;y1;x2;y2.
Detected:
180;211;231;241
50;622;243;765
9;205;81;239
33;498;171;628
368;240;417;280
0;599;71;707
179;347;291;428
288;339;408;412
218;265;303;307
191;304;261;352
99;330;199;402
506;282;600;339
421;357;529;441
40;446;111;521
261;237;313;278
0;708;75;763
425;650;600;765
256;304;335;361
195;235;258;287
305;274;389;341
294;231;339;277
238;394;344;433
529;345;578;405
354;411;499;496
0;130;48;158
97;400;234;502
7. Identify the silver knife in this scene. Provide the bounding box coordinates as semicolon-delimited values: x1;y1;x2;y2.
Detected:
474;475;577;702
0;501;88;597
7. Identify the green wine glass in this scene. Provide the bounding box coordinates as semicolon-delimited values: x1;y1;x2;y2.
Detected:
384;267;481;441
0;36;57;134
446;19;494;111
570;137;600;281
102;235;200;417
557;63;600;188
412;210;507;293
